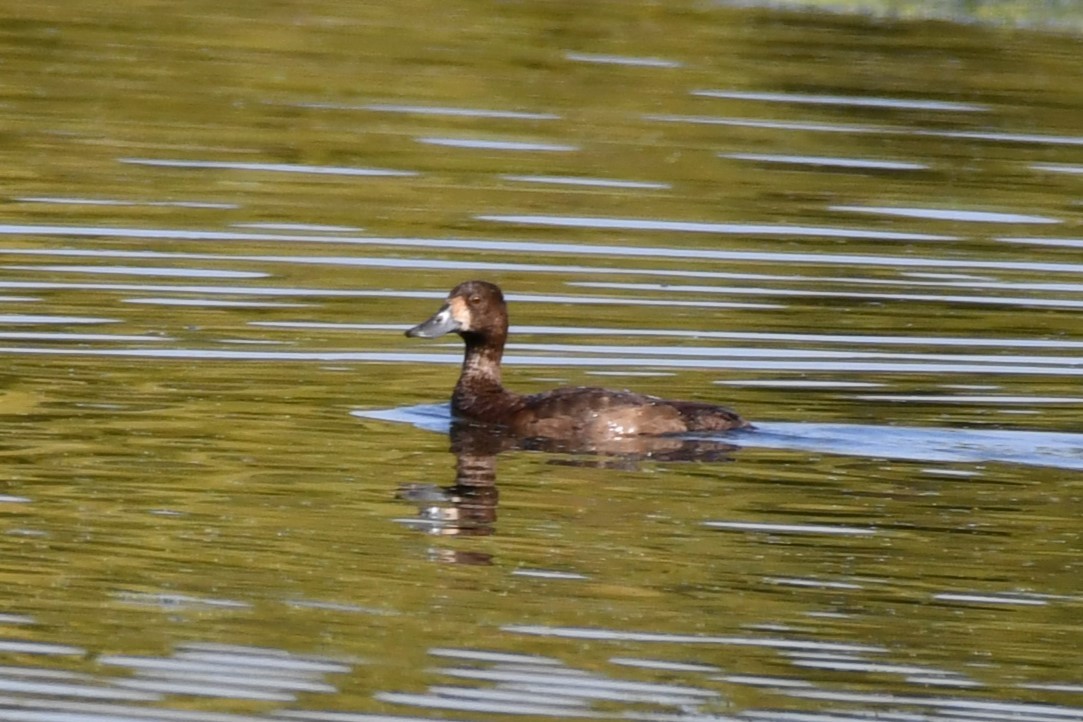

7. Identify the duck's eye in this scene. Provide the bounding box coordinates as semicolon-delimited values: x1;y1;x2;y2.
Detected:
468;295;482;305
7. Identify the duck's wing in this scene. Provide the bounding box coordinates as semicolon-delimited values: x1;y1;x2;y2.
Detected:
516;387;750;436
514;387;682;437
519;386;654;415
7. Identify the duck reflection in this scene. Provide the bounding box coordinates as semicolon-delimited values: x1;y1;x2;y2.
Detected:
396;420;741;539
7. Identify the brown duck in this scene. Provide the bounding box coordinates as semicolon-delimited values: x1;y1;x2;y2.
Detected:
406;280;752;439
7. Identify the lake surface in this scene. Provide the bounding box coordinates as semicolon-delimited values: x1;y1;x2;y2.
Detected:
2;2;1083;721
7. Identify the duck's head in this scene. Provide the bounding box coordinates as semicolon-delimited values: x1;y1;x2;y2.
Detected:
406;280;508;340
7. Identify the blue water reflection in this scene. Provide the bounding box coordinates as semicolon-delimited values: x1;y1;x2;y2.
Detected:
358;403;1083;471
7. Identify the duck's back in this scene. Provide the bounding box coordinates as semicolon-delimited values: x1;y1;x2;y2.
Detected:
511;386;748;439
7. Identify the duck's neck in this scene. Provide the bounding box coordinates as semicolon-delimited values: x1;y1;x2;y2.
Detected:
452;331;523;422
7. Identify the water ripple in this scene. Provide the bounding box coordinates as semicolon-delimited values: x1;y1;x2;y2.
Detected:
565;52;681;68
233;222;363;233
14;196;237;209
1033;162;1083;175
417;137;578;152
830;205;1059;224
122;297;308;308
783;689;1083;720
8;223;1083;275
744;422;1083;471
932;593;1047;606
118;157;418;177
364;404;1083;471
502;175;670;189
703;521;877;536
0;640;83;656
723;153;927;170
303;101;560;120
4;264;267;279
504;626;883;654
479;213;956;241
649;113;1083;146
570;281;1083;311
693;89;987;112
0;314;116;325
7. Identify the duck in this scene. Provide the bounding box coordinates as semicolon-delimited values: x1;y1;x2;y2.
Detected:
405;280;752;439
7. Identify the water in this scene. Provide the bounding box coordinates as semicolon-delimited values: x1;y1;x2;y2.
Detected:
2;2;1083;721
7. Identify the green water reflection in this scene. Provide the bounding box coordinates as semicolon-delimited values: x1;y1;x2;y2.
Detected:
1;1;1083;719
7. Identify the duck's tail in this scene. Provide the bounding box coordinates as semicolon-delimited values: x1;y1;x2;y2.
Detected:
672;402;753;432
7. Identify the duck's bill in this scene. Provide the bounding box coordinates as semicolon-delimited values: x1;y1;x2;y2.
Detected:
405;304;460;338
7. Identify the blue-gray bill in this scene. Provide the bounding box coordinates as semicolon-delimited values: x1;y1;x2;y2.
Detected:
406;304;460;338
